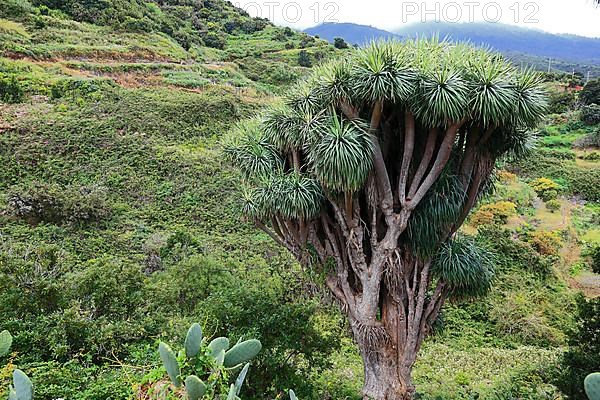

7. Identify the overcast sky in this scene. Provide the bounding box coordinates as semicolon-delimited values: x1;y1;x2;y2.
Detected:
232;0;600;38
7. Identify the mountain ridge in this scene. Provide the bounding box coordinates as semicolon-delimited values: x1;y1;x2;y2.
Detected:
304;22;400;44
304;21;600;76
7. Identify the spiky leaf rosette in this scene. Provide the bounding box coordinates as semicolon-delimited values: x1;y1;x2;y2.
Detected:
224;120;282;180
407;172;465;256
414;69;469;127
433;235;495;298
285;81;323;114
512;69;548;127
467;60;517;128
351;42;417;103
312;59;354;106
309;114;373;192
263;106;328;152
252;173;323;219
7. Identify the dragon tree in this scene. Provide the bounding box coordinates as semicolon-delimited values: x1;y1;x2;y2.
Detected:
225;39;546;399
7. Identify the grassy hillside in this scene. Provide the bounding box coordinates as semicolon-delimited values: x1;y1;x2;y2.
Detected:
1;2;599;399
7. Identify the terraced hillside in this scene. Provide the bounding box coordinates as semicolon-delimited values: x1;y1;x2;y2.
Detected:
0;1;599;399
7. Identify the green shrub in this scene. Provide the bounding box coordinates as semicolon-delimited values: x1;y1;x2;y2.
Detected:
50;78;115;99
0;0;35;19
542;189;558;202
582;152;600;161
548;90;577;114
584;243;600;274
21;361;133;400
530;230;562;256
333;37;349;49
581;104;600;125
298;50;312;67
581;79;600;105
569;168;600;201
470;201;517;226
7;182;111;226
0;74;24;103
513;156;600;201
556;296;600;398
546;199;561;213
489;288;566;346
529;177;560;197
476;225;553;276
538;148;576;161
203;31;227;50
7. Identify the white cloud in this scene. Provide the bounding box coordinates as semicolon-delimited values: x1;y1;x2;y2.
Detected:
232;0;600;37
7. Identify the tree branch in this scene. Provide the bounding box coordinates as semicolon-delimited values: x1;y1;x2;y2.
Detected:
255;220;287;248
408;120;464;209
398;111;416;205
369;101;394;214
407;127;438;199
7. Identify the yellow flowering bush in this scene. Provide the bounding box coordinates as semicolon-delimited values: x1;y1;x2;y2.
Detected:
531;230;562;256
470;201;517;226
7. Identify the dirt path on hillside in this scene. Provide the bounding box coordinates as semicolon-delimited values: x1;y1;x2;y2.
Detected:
542;198;600;298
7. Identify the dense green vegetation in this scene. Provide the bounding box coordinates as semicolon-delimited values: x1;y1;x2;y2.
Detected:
0;1;599;399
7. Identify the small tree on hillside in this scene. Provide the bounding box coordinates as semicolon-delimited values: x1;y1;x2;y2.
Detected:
298;50;312;67
225;40;546;399
581;78;600;105
334;37;349;49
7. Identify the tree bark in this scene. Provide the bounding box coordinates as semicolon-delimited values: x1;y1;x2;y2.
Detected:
360;345;415;400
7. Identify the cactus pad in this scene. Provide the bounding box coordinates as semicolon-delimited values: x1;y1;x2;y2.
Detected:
0;330;12;357
13;369;33;400
159;342;181;387
184;323;203;358
185;375;206;400
223;339;262;368
234;363;250;395
208;337;230;358
585;373;600;400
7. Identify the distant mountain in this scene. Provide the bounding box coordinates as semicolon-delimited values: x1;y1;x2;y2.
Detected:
394;22;600;65
304;22;400;44
304;21;600;77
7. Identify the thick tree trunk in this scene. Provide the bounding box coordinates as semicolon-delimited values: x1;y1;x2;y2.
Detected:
359;340;415;400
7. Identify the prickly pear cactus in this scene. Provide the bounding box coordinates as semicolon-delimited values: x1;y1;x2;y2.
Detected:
13;369;33;400
208;337;230;358
585;373;600;400
289;389;298;400
184;323;203;358
215;349;225;366
223;339;262;368
184;375;206;400
234;363;250;395
158;342;181;387
226;383;240;400
0;329;12;357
